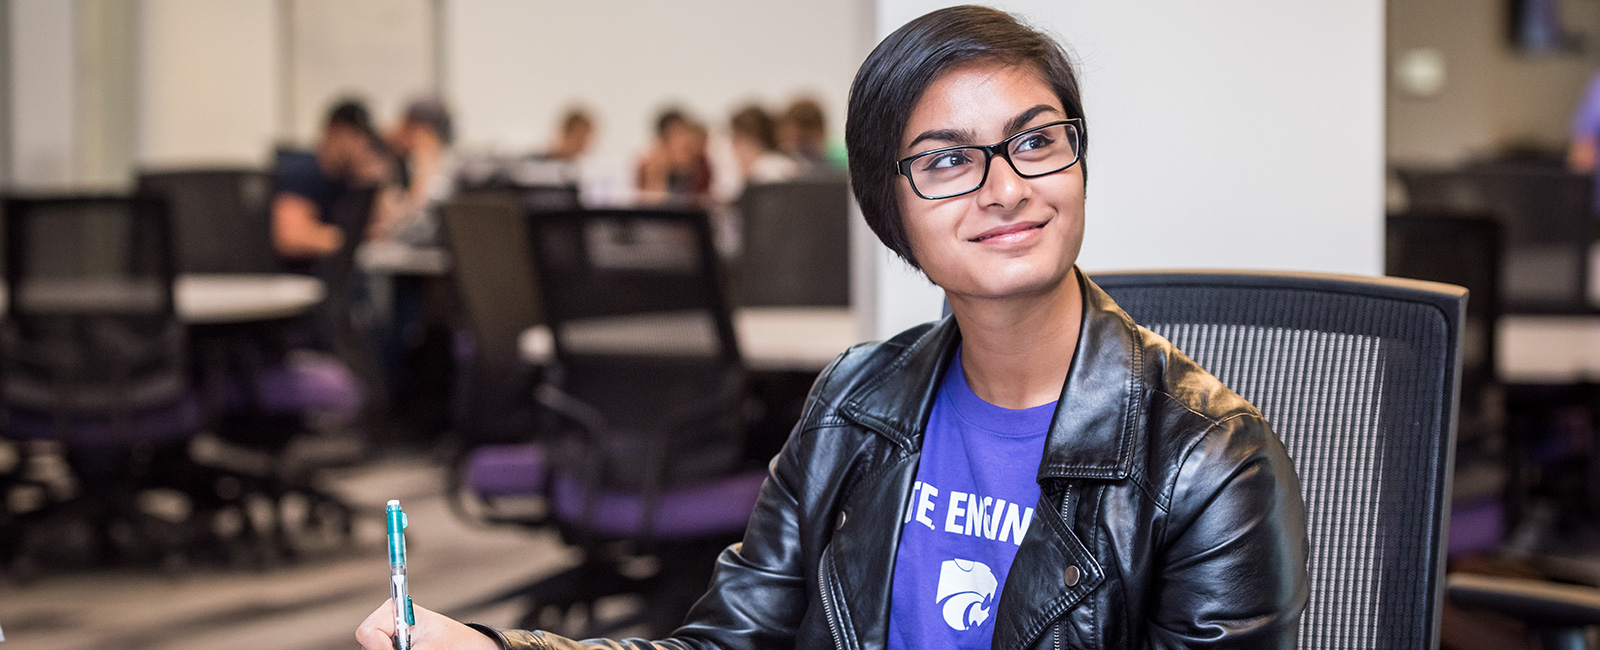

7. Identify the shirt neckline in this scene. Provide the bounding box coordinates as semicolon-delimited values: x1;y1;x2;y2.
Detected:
940;348;1058;439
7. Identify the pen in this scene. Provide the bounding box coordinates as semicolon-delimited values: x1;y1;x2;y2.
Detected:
387;500;414;650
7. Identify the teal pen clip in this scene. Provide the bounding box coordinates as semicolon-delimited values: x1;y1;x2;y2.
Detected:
387;500;414;650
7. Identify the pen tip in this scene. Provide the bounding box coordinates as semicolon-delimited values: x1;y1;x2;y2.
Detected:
387;499;400;506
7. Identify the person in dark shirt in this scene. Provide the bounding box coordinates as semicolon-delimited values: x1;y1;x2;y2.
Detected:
272;99;393;261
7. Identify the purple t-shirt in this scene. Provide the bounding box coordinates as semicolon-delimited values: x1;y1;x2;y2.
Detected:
886;352;1055;650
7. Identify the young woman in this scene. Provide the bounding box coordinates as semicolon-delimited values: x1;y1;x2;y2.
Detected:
357;6;1308;649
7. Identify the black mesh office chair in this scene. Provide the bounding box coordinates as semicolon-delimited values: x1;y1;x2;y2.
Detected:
1094;269;1464;649
460;208;765;637
135;168;278;274
439;197;549;524
0;196;242;568
734;179;851;306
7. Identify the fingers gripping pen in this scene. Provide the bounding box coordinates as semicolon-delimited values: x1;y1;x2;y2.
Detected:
387;500;415;650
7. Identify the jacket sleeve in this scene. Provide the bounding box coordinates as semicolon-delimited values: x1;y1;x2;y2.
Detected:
476;354;850;650
1145;413;1310;649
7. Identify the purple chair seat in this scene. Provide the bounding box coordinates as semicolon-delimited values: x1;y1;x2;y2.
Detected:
466;443;549;498
1448;494;1505;558
550;469;767;540
225;352;363;418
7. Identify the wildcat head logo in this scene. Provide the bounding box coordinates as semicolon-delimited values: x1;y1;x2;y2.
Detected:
936;559;998;631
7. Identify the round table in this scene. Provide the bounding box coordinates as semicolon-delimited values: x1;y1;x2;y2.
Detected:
0;273;326;323
176;273;326;323
519;306;861;373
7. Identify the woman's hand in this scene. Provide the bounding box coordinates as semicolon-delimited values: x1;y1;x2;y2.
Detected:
355;599;499;650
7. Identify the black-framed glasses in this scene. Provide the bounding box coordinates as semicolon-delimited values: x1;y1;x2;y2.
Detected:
895;119;1083;200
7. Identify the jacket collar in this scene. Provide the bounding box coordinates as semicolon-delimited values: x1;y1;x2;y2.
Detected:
838;269;1142;482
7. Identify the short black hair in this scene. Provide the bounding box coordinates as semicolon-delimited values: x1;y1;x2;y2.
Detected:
656;108;689;138
403;97;454;145
326;98;374;134
845;6;1087;269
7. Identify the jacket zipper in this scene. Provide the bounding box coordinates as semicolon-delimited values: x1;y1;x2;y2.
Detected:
819;547;848;650
1055;482;1077;650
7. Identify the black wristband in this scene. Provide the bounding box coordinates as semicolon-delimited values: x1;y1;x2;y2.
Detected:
465;623;510;650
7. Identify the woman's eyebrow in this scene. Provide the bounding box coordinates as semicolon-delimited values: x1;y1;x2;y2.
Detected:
906;128;976;152
1003;105;1063;136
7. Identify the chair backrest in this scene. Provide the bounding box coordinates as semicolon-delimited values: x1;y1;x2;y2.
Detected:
314;187;384;411
456;183;581;215
1396;164;1593;313
136;168;277;274
524;208;745;484
1094;269;1464;650
734;179;851;306
1;196;187;418
440;197;543;373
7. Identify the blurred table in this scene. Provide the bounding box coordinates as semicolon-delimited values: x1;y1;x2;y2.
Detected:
0;273;325;324
357;240;450;276
1500;315;1600;383
520;306;860;372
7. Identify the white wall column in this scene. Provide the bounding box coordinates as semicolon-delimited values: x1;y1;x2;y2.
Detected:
9;0;77;189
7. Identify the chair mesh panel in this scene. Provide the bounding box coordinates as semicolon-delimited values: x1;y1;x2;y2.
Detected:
136;169;277;274
735;179;851;306
527;209;744;486
2;197;186;419
1098;275;1458;650
441;197;543;369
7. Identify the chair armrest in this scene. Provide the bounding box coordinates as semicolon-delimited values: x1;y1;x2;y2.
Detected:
532;383;608;437
1448;573;1600;627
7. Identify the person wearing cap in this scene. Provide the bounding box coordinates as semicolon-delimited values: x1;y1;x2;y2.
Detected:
381;97;456;245
272;98;394;262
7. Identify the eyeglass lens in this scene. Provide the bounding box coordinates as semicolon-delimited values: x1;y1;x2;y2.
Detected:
908;122;1080;199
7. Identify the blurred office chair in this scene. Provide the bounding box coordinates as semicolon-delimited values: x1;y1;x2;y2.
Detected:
1397;164;1595;314
1387;213;1510;556
203;188;377;558
456;181;581;215
734;179;851;306
135;168;278;274
438;197;549;524
0;196;240;569
1095;269;1464;649
461;208;765;637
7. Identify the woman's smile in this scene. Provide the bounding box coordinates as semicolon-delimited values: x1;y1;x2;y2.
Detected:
967;218;1050;245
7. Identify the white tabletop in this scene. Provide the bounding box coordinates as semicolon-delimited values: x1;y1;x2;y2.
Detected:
520;306;861;372
0;273;325;325
1498;314;1600;384
357;240;451;276
176;273;325;324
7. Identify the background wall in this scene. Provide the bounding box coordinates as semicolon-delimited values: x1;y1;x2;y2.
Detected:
1388;0;1600;165
137;0;278;169
863;0;1388;336
443;0;871;202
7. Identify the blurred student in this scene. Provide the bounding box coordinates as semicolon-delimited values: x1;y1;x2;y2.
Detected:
776;97;833;171
382;97;456;245
1570;72;1600;173
272;99;394;264
729;105;799;187
545;107;595;162
637;108;713;201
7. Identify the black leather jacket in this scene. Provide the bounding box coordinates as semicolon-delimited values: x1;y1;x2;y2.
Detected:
484;272;1309;650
